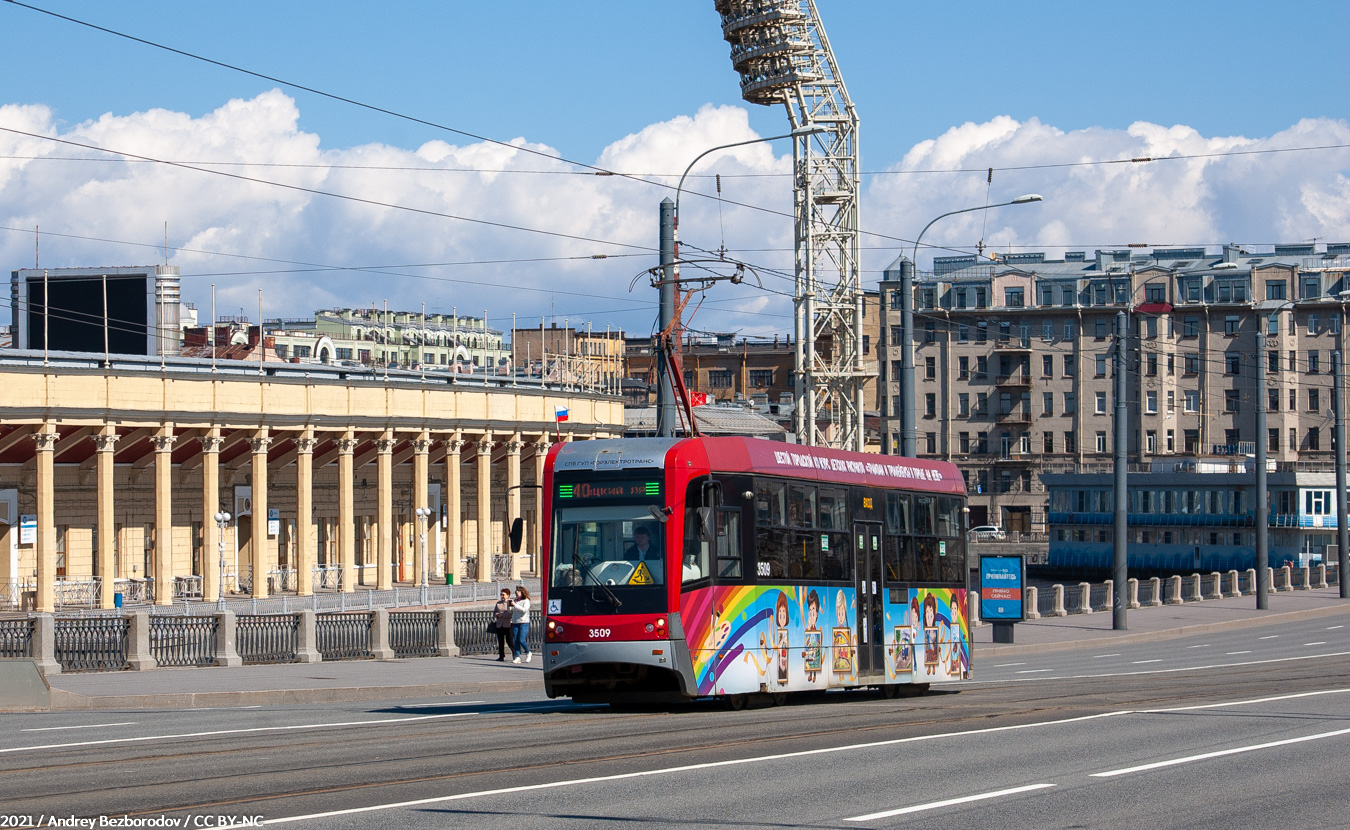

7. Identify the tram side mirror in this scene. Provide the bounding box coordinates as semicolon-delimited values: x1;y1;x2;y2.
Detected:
508;517;523;553
696;507;716;543
648;505;672;524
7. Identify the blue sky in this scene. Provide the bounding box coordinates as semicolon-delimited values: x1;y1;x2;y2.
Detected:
2;1;1348;334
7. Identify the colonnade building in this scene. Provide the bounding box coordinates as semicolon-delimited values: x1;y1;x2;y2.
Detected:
0;349;622;613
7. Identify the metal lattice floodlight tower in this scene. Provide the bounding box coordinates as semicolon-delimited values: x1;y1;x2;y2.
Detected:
714;0;866;450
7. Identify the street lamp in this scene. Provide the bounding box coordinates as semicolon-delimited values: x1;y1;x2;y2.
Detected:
898;194;1044;457
656;124;827;437
415;506;432;607
213;511;231;607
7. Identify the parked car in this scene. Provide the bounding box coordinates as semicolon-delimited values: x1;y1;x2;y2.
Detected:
969;525;1006;541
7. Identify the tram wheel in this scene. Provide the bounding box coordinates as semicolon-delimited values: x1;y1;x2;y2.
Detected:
725;694;749;711
772;692;788;707
879;684;900;700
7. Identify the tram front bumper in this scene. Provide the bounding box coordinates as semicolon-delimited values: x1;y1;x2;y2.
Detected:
543;639;696;700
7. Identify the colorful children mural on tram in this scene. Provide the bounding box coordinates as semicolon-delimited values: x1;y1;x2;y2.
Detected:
680;584;968;696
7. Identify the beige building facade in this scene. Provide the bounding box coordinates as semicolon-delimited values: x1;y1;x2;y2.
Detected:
0;352;623;613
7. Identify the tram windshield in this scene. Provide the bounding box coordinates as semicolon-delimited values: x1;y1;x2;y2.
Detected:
553;506;665;587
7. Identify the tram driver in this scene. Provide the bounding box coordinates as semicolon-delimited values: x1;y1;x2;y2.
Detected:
624;525;664;583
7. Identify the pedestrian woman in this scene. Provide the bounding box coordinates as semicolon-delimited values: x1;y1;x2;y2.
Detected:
510;585;532;663
492;588;513;661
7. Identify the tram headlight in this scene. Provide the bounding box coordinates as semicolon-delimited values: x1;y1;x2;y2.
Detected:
547;620;556;630
656;617;665;628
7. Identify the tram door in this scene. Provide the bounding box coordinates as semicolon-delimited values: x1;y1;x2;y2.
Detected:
853;521;885;679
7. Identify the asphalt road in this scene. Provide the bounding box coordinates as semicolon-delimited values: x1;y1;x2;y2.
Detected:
4;611;1349;830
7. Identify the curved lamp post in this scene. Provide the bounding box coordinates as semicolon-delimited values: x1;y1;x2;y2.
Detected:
899;194;1043;457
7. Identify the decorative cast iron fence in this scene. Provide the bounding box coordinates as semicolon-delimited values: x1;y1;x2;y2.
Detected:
236;614;298;664
149;615;219;667
390;611;438;658
317;612;372;660
54;617;129;672
0;619;35;658
454;608;543;656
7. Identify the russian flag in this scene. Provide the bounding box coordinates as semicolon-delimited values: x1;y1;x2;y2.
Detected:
554;405;569;422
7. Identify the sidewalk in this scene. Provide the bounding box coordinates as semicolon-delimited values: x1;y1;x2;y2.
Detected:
29;588;1350;711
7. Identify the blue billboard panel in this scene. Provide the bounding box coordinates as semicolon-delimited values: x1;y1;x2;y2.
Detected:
980;555;1024;621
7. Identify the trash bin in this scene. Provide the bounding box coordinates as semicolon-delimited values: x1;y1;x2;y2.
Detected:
445;573;454;586
114;592;123;609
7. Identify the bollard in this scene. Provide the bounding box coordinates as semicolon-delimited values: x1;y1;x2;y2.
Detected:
127;612;157;671
295;609;322;663
1267;566;1277;595
436;608;459;657
1078;582;1092;614
1226;570;1239;597
32;613;60;676
1207;572;1223;600
1298;565;1310;590
1245;568;1257;596
1102;580;1112;613
1148;576;1163;607
1127;577;1140;610
1279;564;1292;592
1167;575;1183;605
216;609;242;667
969;590;980;628
1189;573;1203;602
370;607;396;660
1316;563;1329;589
1025;585;1041;620
1052;584;1067;617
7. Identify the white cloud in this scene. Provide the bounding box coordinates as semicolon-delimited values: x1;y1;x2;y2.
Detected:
1;95;1347;340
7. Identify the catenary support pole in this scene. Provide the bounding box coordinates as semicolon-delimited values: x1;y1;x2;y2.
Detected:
1256;330;1269;610
899;258;916;457
1336;350;1349;598
1112;311;1128;630
657;198;677;438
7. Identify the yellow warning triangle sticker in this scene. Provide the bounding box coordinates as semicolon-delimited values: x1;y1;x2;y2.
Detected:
628;561;655;585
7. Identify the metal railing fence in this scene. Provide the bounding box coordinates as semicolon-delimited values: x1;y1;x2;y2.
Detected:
390;612;439;658
236;614;298;664
54;617;129;672
454;608;543;656
149;615;219;667
0;619;35;658
317;613;373;660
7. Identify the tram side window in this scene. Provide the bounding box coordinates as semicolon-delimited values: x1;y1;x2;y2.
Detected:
757;527;789;579
937;497;962;538
940;541;965;583
788;485;816;528
787;530;819;579
755;480;785;527
896;536;918;581
914;496;936;536
820;531;850;580
818;488;847;530
716;508;742;579
886;493;910;534
683;508;710;584
883;534;901;581
914;538;940;582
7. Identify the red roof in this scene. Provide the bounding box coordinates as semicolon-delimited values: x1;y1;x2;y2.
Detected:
687;436;966;495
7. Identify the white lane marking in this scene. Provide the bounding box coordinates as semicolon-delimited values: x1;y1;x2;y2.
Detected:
1141;687;1350;714
1092;653;1121;658
845;784;1057;822
1305;642;1328;646
961;649;1350;685
21;722;137;732
1132;660;1162;665
1226;651;1251;655
216;712;1126;827
1093;726;1350;777
401;701;485;708
1259;635;1279;640
1328;626;1344;631
993;663;1025;668
1016;669;1052;674
0;713;474;755
1186;644;1210;649
185;705;263;711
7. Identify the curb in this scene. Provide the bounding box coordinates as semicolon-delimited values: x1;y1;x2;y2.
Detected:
46;679;542;711
977;602;1350;659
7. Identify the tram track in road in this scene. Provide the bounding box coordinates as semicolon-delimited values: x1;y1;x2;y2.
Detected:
7;655;1349;823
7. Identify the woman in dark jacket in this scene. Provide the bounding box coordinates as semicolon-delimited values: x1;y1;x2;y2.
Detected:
492;588;514;661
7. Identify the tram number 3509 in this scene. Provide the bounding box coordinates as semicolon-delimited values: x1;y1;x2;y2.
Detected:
589;628;611;639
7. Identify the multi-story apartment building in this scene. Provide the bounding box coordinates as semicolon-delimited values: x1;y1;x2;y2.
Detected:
267;307;509;371
511;323;624;390
879;243;1350;533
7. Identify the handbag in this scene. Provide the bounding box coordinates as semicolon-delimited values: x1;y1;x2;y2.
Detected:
486;620;497;634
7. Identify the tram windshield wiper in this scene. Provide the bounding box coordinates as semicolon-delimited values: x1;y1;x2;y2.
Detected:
584;569;623;610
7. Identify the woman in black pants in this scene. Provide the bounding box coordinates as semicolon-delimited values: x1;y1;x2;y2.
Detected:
492;588;514;661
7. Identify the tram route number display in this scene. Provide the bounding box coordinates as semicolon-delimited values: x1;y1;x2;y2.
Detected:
556;480;662;501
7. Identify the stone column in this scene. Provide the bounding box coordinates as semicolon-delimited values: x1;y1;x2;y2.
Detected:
506;433;522;580
152;427;177;606
337;431;357;593
1078;582;1092;614
295;429;316;597
1147;576;1163;606
412;431;431;587
476;434;494;583
250;430;272;598
1127;577;1140;609
1227;569;1240;597
95;429;120;609
199;430;222;604
33;425;58;614
1052;584;1066;616
443;433;464;585
376;430;396;591
1167;575;1183;604
1024;586;1040;619
532;437;550;575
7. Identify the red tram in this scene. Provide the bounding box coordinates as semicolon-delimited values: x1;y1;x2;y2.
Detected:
526;436;970;706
